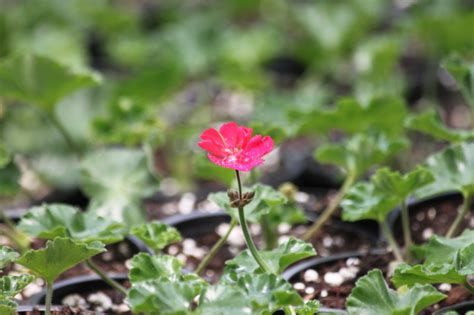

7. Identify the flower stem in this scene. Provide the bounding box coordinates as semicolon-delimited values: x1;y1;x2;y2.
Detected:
45;282;53;315
446;193;472;238
235;170;272;273
86;259;127;295
302;174;355;241
380;220;404;263
400;199;413;253
195;218;238;275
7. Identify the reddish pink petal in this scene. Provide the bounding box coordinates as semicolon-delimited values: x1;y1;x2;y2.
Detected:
198;140;226;157
244;135;273;159
207;153;263;172
219;122;240;147
200;128;225;146
236;126;253;147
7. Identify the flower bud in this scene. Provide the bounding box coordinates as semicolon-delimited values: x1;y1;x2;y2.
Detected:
227;189;239;203
279;182;297;201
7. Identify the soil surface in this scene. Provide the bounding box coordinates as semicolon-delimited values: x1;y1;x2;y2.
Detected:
392;194;474;246
288;252;474;313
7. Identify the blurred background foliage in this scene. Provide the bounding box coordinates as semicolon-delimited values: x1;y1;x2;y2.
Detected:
0;0;473;204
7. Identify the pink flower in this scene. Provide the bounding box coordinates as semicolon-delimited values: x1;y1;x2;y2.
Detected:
198;122;274;172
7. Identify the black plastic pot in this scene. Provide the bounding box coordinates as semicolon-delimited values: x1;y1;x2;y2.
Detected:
432;301;474;314
17;305;65;314
29;274;129;309
163;211;231;238
387;191;472;242
281;249;388;312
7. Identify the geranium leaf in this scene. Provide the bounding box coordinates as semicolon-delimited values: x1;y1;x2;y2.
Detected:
18;204;126;244
0;246;19;270
196;284;252;315
315;133;408;177
392;263;468;288
208;184;289;223
131;221;181;253
129;253;183;283
392;230;474;287
80;148;159;227
442;54;474;107
342;166;435;223
0;298;17;315
346;269;446;315
0;54;101;111
0;275;35;298
127;279;199;314
0;144;10;168
341;182;397;223
236;273;305;314
296;97;407;136
16;237;105;283
406;110;474;143
415;142;474;198
225;237;316;275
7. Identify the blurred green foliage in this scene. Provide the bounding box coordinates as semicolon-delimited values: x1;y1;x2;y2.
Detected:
0;0;472;197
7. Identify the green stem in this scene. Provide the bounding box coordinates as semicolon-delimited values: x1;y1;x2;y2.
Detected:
446;193;472;238
380;220;404;263
0;210;30;252
302;174;355;241
45;282;53;315
400;199;412;254
235;170;272;273
195;218;238;275
47;111;83;157
284;305;296;315
86;259;127;295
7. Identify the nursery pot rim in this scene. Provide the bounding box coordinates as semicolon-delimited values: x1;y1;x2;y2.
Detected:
432;300;474;315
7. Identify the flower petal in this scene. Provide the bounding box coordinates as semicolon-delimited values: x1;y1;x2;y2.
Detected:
219;122;240;147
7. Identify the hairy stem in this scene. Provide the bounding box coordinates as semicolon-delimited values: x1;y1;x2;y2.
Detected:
302;175;355;241
446;193;472;238
380;220;404;263
400;199;413;255
195;218;238;275
236;170;272;273
45;282;53;315
86;259;127;295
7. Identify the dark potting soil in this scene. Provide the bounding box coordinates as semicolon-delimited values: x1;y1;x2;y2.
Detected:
289;252;473;313
165;221;373;283
392;195;474;245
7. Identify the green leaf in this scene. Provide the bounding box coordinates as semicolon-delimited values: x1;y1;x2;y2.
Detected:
392;263;468;288
415;142;474;198
193;153;235;186
131;221;181;253
208;184;288;223
442;54;474;107
0;275;35;298
346;269;446;315
197;284;252;315
0;54;101;111
392;230;474;287
342;166;435;223
127;279;199;314
0;298;17;315
80;148;159;227
295;97;407;137
406;110;474;143
16;237;105;283
341;182;397;222
225;237;316;274
129;253;183;283
0;246;19;270
0;162;21;197
236;273;304;314
315;133;408;177
295;300;321;315
18;204;126;244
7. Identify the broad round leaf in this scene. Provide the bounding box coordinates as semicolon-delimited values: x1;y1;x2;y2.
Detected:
131;221;181;253
16;237;105;283
225;237;316;275
406;110;474;143
197;284;252;315
0;298;17;315
415;142;474;198
0;275;35;298
346;269;446;315
18;204;126;244
0;54;101;111
80;148;159;226
0;246;19;270
129;253;183;283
